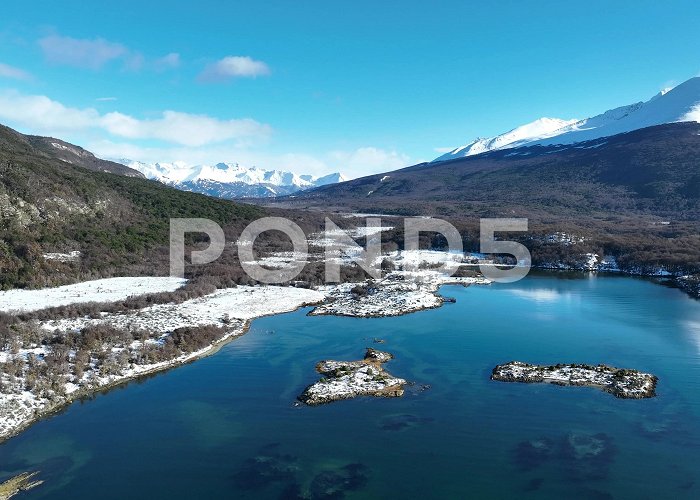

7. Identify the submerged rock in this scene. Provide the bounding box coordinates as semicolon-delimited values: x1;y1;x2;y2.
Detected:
491;361;658;399
280;463;370;500
378;413;434;431
308;463;369;499
511;432;616;481
513;438;556;471
559;432;616;480
298;349;406;405
232;445;299;490
522;477;545;492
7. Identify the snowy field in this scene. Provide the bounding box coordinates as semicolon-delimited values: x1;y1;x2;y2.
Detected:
43;285;326;334
0;277;188;314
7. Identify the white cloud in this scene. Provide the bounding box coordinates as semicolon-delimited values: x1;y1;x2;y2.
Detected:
681;103;700;123
100;110;271;147
329;147;411;177
0;90;410;179
96;97;118;102
38;35;128;70
124;52;145;71
0;90;271;147
199;56;270;82
37;35;175;73
0;91;100;131
0;62;32;81
155;52;181;70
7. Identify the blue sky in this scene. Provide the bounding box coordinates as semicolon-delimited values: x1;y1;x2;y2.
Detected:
0;0;699;177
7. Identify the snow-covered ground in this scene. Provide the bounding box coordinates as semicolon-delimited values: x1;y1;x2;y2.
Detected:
42;250;82;262
43;286;325;334
308;225;395;249
0;285;325;441
0;328;247;440
0;277;188;314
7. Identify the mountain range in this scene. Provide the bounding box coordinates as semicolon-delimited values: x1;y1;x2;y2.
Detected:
118;159;347;199
282;121;700;220
434;77;700;162
279;77;700;219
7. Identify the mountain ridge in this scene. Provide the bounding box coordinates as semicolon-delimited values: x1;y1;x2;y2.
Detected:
435;77;700;162
0;125;144;178
119;159;347;199
279;121;700;220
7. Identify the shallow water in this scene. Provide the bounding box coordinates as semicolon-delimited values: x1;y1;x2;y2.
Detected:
2;273;700;499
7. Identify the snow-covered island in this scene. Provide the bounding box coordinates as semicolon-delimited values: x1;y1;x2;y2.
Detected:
312;272;490;318
298;348;406;405
491;361;658;399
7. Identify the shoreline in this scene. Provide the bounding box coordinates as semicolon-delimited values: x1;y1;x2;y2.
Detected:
0;324;247;445
0;297;324;445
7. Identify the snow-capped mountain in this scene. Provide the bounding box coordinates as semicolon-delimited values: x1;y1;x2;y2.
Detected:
435;117;578;160
434;76;700;162
116;160;347;199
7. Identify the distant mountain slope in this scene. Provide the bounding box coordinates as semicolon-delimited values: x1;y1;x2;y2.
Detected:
0;126;144;177
119;159;347;199
434;117;577;161
285;122;700;220
0;123;264;289
436;77;700;161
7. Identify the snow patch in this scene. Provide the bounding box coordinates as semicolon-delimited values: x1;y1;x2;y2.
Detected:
0;277;187;314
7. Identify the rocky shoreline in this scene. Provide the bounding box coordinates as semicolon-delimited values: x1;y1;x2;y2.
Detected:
491;361;658;399
0;324;248;444
298;348;406;405
676;275;700;299
0;471;43;499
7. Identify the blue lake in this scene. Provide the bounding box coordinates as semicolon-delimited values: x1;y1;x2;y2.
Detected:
2;273;700;499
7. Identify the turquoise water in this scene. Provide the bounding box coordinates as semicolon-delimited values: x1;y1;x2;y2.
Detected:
2;274;700;499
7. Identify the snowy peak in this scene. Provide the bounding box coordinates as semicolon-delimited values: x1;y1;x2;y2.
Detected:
434;76;700;161
435;117;578;161
531;77;700;148
313;172;348;186
116;159;346;199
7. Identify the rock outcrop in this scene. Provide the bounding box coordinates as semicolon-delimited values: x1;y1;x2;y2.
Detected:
491;361;657;399
298;348;406;405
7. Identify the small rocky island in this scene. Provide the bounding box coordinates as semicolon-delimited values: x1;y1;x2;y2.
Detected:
0;472;43;499
491;361;658;399
298;348;406;405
